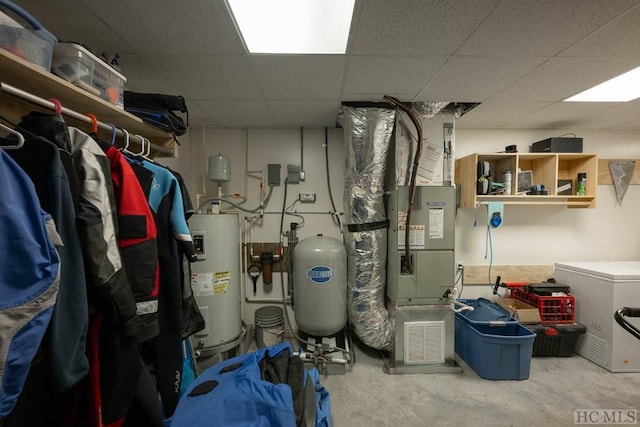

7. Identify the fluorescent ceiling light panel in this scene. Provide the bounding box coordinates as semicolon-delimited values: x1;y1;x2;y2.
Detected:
227;0;355;54
565;66;640;102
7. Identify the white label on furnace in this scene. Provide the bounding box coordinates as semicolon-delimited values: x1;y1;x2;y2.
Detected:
397;224;426;249
429;208;444;239
397;211;426;249
191;272;214;296
214;271;230;294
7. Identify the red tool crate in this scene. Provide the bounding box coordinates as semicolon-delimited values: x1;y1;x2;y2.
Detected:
510;288;575;324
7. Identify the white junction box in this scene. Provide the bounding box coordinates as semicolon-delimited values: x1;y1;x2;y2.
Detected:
298;192;316;203
554;261;640;372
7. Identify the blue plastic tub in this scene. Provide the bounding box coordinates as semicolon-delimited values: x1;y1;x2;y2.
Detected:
457;298;516;326
0;0;57;70
455;298;535;380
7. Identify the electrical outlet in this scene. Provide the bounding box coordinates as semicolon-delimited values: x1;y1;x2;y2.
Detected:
299;192;316;203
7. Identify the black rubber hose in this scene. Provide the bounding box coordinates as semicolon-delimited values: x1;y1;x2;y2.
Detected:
614;307;640;341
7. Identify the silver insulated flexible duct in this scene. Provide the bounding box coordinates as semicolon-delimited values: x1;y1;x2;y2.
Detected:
340;105;395;350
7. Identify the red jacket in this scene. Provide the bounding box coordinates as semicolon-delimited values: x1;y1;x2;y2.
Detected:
104;145;160;341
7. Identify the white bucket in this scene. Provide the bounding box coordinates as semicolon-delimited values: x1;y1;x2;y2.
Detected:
255;306;284;348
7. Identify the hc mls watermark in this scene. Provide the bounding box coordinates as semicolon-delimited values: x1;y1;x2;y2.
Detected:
575;409;637;424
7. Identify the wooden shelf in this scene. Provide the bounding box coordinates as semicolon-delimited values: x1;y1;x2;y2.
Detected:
0;49;176;157
455;152;598;209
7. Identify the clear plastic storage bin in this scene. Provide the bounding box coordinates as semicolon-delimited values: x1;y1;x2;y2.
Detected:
52;42;126;108
0;0;56;71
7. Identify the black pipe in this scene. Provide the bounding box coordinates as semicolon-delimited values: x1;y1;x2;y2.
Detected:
614;307;640;341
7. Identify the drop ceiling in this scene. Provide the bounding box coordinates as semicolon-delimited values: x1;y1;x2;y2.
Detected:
12;0;640;130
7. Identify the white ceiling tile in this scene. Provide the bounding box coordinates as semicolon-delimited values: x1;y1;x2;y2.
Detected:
340;93;416;102
268;101;341;127
614;118;640;129
490;57;640;102
455;102;550;128
14;0;135;53
119;54;261;100
457;0;639;56
249;56;347;100
79;0;244;54
500;102;617;129
120;55;184;94
561;4;640;57
417;56;547;102
349;0;499;55
344;56;446;95
573;100;640;128
194;100;276;127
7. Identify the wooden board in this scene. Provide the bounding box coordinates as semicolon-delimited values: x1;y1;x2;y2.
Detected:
0;49;176;157
463;264;554;285
598;159;640;185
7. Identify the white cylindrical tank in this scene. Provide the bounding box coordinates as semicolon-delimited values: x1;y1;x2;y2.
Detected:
293;235;347;337
189;213;241;348
208;154;231;182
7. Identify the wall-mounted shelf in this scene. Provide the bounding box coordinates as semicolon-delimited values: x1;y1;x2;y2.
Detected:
455;152;598;209
0;49;176;157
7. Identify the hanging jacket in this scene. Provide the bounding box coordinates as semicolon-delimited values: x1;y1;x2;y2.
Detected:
167;169;203;339
138;160;197;418
67;127;142;338
7;135;89;393
0;150;61;419
102;144;160;342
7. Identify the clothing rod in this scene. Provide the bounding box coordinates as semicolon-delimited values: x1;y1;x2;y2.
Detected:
0;81;173;156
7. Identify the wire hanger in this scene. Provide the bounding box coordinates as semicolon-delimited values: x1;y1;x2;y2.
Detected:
0;122;25;150
84;113;99;134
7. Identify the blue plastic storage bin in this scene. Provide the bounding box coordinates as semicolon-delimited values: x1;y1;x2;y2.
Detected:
457;298;517;326
455;298;535;380
0;0;56;70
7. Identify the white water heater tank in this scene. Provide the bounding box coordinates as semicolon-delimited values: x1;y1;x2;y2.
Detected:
293;235;347;337
190;213;242;348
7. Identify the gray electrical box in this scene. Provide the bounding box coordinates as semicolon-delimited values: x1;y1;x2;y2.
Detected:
267;164;281;186
287;164;300;184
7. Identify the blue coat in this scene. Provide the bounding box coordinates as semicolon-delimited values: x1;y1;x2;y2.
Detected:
0;150;60;418
169;342;331;427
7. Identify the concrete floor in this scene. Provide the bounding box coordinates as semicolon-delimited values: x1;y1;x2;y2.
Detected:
321;339;640;427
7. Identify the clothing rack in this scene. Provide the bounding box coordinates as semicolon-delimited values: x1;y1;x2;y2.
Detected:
0;81;174;156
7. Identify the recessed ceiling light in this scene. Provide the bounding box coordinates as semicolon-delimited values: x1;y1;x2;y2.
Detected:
226;0;356;54
565;66;640;102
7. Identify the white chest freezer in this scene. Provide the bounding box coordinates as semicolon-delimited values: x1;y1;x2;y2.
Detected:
554;261;640;372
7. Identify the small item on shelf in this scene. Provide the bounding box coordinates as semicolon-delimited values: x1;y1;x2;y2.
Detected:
576;172;587;195
124;91;189;138
0;0;57;71
527;184;548;195
51;42;127;108
503;170;512;195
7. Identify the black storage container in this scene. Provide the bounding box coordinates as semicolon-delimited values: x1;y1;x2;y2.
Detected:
527;322;586;357
525;283;571;296
531;137;583;153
